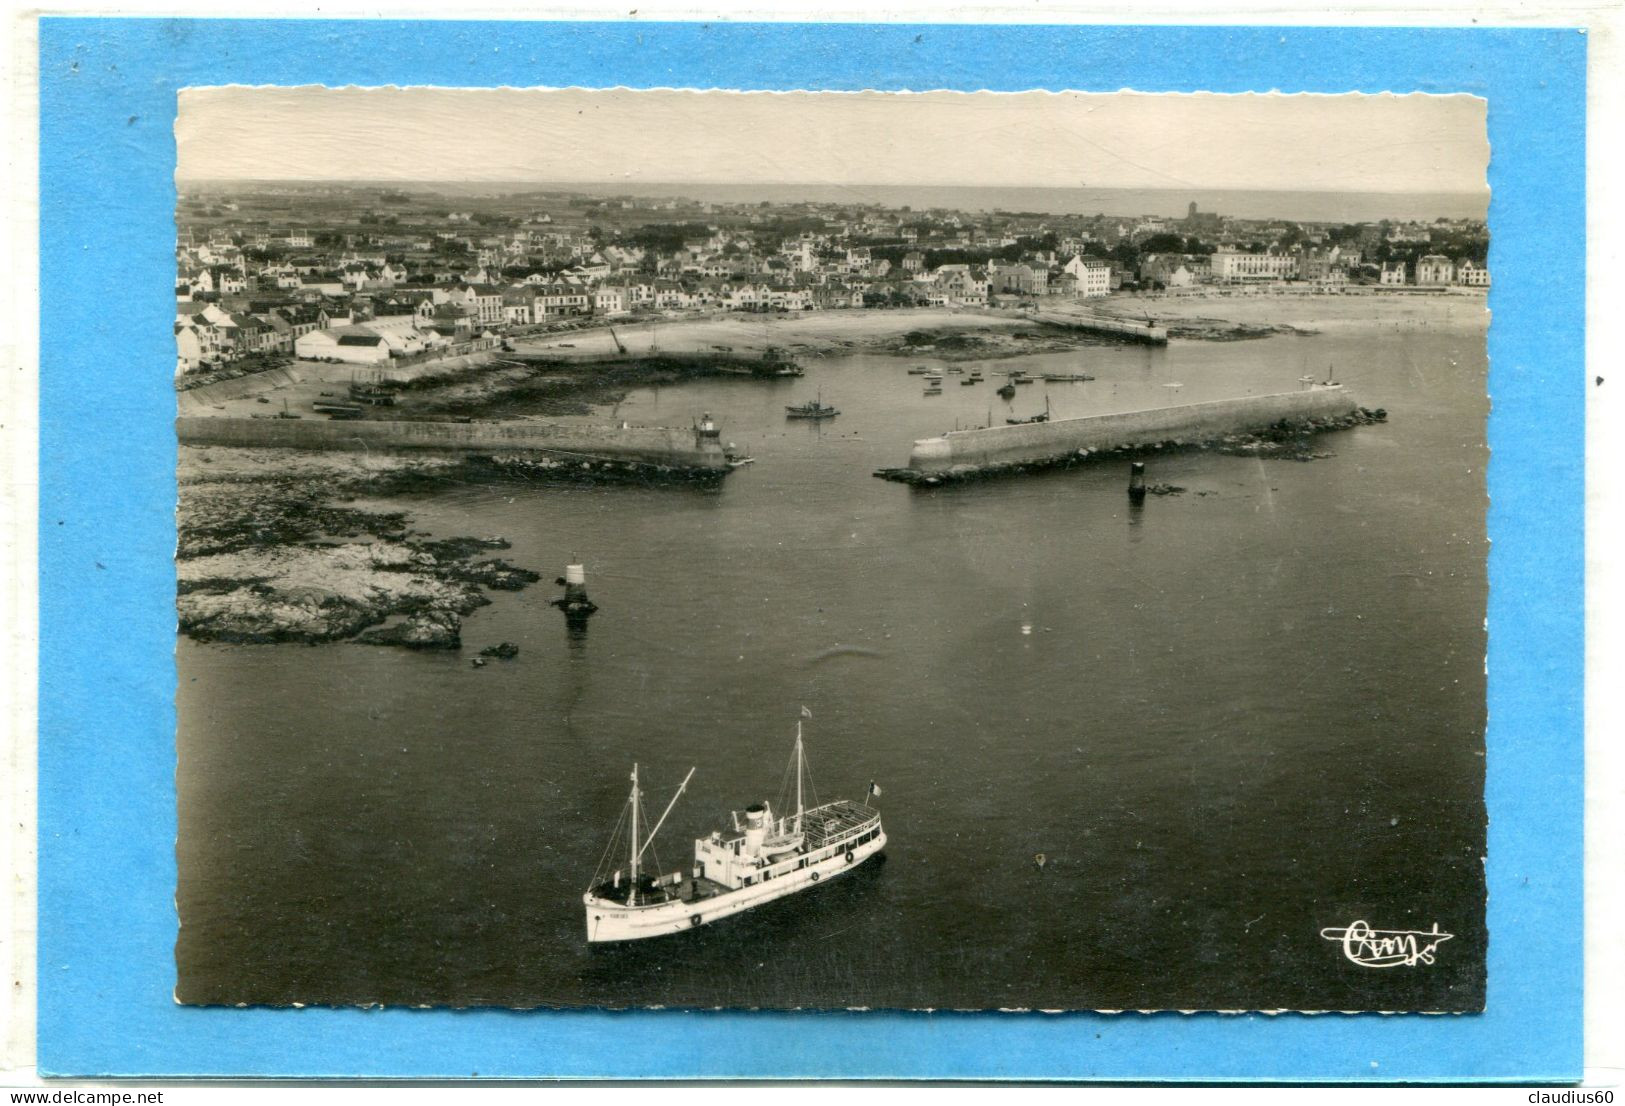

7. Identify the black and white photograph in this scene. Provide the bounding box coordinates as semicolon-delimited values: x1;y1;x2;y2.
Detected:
172;87;1491;1012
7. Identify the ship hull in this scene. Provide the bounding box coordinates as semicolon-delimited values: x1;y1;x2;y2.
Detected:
583;828;886;943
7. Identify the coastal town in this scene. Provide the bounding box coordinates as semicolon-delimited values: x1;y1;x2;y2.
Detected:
175;184;1490;378
165;80;1499;1024
173;183;1487;654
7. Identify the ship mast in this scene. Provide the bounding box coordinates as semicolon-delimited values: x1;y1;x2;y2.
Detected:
795;722;805;833
628;763;640;906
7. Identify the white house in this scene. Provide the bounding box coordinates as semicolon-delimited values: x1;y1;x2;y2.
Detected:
593;286;628;316
1415;255;1456;286
446;283;506;326
1062;255;1113;297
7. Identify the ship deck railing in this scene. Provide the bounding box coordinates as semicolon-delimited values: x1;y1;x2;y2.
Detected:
801;800;881;849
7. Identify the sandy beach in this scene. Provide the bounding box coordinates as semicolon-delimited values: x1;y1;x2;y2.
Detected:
512;308;1048;359
1098;288;1489;335
510;294;1487;360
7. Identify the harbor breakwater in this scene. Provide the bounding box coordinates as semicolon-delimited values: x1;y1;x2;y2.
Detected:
176;416;732;474
877;388;1374;484
1031;309;1169;344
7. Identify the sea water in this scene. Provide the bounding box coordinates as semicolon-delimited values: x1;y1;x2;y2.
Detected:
176;316;1488;1011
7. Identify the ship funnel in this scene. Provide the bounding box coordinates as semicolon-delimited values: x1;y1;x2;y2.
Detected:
743;803;767;856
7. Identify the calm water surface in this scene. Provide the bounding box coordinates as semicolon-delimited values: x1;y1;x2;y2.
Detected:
177;317;1488;1011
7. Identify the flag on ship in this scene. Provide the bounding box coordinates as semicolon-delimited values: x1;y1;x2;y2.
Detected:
868;781;882;799
801;705;813;718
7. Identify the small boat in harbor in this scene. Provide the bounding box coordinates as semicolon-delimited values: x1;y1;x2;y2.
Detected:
756;346;805;378
1006;396;1052;425
786;392;839;420
348;373;398;406
924;383;943;396
997;382;1017;399
906;366;931;375
312;399;363;419
959;376;978;386
1040;372;1095;383
945;366;964;374
582;723;886;943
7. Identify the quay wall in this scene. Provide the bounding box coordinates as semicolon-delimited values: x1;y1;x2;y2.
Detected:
177;416;730;471
1032;310;1169;344
176;344;510;411
909;389;1359;472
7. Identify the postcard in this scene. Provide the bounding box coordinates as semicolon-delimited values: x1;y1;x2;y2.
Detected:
172;86;1490;1016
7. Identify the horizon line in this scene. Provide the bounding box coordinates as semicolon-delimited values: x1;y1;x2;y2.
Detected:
174;177;1488;198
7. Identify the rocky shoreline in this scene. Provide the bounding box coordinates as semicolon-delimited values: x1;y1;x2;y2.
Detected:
178;448;540;649
1164;319;1307;341
398;352;774;418
861;325;1101;360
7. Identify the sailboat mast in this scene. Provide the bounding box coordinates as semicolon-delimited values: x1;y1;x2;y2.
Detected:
628;763;640;904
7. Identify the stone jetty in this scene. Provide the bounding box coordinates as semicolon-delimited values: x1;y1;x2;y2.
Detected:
1031;309;1169;344
875;387;1385;485
176;415;732;476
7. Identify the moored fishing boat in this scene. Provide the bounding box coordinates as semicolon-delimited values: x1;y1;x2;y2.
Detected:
786;391;839;420
755;345;804;377
1006;394;1052;425
583;723;886;943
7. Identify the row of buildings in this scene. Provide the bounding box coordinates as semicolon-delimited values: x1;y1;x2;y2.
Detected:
175;250;1127;371
176;195;1489;373
1141;248;1490;289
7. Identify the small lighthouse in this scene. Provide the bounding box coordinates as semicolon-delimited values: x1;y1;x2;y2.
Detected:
551;556;599;623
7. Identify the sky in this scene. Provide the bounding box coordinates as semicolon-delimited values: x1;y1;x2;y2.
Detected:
176;87;1489;194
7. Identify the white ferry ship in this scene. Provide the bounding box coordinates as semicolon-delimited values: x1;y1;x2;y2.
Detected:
583;724;886;943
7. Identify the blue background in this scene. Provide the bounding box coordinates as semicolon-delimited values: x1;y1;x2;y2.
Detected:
36;19;1585;1080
